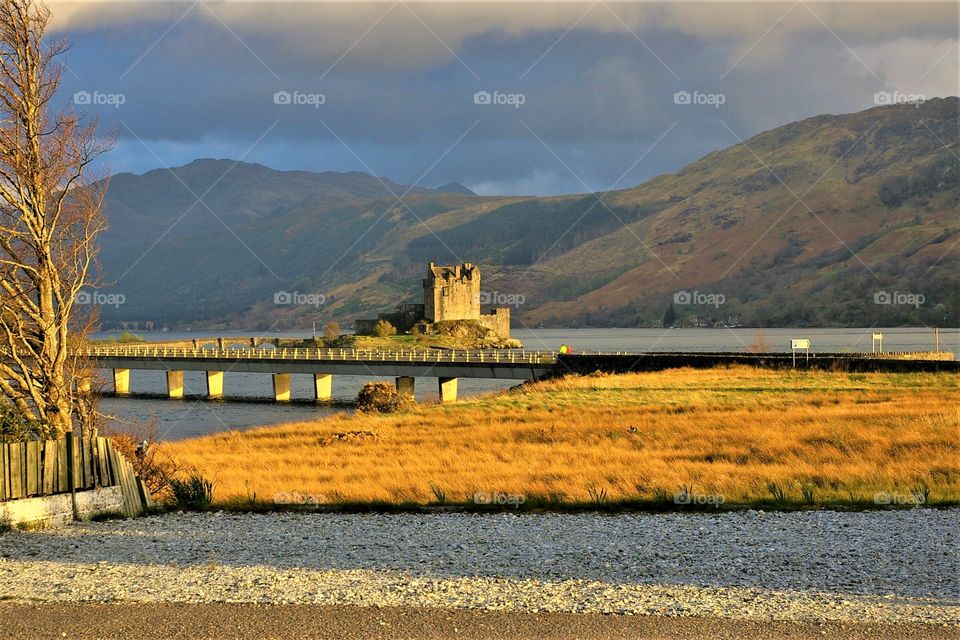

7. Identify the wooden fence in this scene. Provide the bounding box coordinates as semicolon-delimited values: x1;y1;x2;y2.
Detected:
0;435;150;517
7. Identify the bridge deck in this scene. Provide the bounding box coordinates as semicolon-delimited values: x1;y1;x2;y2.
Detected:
76;346;557;380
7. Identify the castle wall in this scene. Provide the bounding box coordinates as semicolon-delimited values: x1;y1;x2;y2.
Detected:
479;307;511;339
355;303;425;335
354;319;377;335
378;304;425;333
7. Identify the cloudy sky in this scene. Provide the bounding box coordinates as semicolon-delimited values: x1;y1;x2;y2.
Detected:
50;1;958;195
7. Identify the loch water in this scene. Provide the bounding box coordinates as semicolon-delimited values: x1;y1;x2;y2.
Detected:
93;326;957;440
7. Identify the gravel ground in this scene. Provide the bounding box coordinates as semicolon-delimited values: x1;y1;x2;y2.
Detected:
0;510;957;626
1;603;956;640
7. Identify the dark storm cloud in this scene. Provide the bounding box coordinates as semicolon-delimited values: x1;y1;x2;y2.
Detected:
51;2;959;194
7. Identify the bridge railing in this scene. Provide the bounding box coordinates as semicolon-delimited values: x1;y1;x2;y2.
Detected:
74;345;559;365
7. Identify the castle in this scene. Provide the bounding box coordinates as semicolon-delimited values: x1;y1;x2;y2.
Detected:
354;262;510;338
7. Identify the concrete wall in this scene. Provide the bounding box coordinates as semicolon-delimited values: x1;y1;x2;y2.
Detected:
1;486;125;529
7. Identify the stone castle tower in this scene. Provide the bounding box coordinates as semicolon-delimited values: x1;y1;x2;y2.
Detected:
423;262;481;322
355;261;509;339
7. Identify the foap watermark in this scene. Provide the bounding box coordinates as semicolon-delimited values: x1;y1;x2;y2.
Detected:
74;290;125;308
473;90;525;109
73;90;125;109
873;491;925;506
674;290;725;308
874;290;924;308
873;91;925;107
272;491;328;506
274;90;325;108
473;491;526;507
478;290;526;308
674;490;725;507
273;291;326;308
673;90;725;108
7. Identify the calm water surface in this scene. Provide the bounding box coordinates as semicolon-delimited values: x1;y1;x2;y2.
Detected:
93;327;957;440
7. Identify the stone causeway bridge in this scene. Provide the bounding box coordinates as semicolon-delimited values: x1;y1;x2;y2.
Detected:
76;345;557;403
74;344;956;403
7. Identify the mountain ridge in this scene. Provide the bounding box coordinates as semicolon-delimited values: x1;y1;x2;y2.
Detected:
95;98;959;329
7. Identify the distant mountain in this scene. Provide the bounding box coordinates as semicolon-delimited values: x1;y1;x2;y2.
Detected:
434;182;477;196
96;98;959;329
101;158;432;249
96;160;494;326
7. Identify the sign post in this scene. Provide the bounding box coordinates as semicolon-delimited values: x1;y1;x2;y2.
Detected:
791;339;810;367
872;332;883;354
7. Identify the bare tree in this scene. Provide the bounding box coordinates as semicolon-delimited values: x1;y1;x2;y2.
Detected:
0;0;111;438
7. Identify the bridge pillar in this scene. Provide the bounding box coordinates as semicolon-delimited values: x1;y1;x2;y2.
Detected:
166;371;184;399
395;376;415;400
273;373;291;402
314;373;332;401
206;371;224;398
438;377;458;403
113;368;130;395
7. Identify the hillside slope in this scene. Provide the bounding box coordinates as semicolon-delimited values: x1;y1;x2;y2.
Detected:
516;98;960;327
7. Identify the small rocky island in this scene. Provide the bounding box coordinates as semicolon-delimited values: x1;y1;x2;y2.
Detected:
353;262;521;349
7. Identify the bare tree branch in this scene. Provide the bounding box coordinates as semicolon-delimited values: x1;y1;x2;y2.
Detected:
0;0;112;437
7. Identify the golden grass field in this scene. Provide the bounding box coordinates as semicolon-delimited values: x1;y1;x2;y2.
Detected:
162;367;960;507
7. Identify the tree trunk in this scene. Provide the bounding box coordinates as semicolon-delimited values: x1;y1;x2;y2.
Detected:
0;0;112;438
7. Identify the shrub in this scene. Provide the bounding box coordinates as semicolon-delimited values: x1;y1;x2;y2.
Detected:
356;382;411;413
328;334;357;348
323;322;340;342
0;403;44;442
102;422;183;499
169;475;214;510
429;483;446;504
431;319;489;340
586;482;608;505
911;484;931;505
767;481;787;503
372;320;396;337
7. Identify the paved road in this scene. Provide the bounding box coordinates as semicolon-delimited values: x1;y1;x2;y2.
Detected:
0;604;956;639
